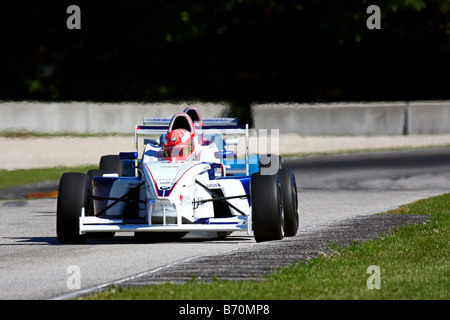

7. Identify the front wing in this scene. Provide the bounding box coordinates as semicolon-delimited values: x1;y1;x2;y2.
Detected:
79;209;251;234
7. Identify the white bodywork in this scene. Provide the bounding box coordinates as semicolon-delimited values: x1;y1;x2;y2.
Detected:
79;115;252;235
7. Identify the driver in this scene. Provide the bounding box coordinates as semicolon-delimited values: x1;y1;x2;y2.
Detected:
162;128;195;161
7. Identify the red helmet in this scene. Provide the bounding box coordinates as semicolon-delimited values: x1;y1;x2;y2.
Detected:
163;129;195;161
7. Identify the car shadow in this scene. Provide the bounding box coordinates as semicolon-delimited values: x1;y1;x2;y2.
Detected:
3;233;253;246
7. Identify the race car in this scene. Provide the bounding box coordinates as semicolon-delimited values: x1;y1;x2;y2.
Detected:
56;107;299;244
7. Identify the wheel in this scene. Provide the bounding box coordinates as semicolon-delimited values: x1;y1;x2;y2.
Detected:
251;172;284;242
56;173;89;244
86;169;116;238
279;168;299;236
87;169;107;180
99;155;123;176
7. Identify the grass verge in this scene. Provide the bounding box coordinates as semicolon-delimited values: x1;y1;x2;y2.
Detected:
0;131;132;139
0;165;96;189
84;193;449;300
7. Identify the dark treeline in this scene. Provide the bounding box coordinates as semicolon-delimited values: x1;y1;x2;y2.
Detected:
0;0;449;121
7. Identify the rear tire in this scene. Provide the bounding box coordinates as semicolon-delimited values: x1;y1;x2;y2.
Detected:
99;155;123;176
251;172;284;242
56;173;89;244
279;168;299;236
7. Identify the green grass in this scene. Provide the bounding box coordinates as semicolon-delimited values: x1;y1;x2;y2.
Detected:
0;165;96;189
85;193;450;300
0;130;132;138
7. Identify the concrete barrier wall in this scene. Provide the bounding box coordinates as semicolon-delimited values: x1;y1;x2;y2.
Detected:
408;101;450;135
0;101;230;134
1;100;449;135
252;102;406;135
253;101;450;135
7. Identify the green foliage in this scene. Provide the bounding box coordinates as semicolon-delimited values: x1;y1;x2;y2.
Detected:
1;0;450;107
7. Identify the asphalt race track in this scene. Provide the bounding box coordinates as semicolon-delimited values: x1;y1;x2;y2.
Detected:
0;148;449;299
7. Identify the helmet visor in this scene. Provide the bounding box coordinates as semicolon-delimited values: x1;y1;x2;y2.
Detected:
163;143;193;159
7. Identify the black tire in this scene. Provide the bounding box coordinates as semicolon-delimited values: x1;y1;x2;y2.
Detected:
87;169;106;180
251;172;284;242
56;173;89;244
86;169;116;238
99;155;123;176
279;168;299;237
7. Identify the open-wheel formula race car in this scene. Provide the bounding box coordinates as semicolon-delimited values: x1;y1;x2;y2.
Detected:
56;107;299;244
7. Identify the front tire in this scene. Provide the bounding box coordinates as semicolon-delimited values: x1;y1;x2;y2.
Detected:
56;173;89;244
251;172;284;242
279;168;299;236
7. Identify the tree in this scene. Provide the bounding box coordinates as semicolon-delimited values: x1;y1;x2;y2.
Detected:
0;0;449;115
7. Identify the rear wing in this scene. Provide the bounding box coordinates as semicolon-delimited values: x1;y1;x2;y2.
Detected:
143;117;239;126
134;122;250;175
134;124;247;135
